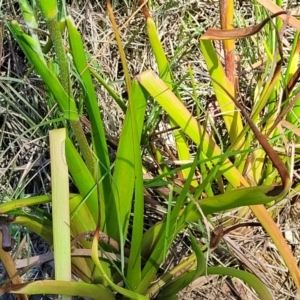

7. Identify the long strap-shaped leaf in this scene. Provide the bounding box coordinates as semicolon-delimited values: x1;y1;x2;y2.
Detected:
141;3;195;184
7;21;78;121
0;280;115;299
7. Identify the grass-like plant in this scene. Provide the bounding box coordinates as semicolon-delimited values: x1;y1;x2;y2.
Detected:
1;0;300;299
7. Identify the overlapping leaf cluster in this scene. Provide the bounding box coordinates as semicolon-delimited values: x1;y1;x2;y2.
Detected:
1;0;300;299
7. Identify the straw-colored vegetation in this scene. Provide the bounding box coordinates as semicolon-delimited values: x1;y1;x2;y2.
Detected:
1;0;300;299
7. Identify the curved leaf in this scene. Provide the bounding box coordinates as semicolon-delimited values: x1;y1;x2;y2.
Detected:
155;232;206;299
0;280;115;300
207;267;274;300
137;69;248;188
7;21;78;121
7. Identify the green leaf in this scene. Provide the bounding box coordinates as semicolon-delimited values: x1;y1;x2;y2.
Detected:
199;40;244;149
90;68;126;113
91;233;149;300
12;215;53;246
19;0;40;46
207;267;274;300
66;17;112;230
146;16;193;183
0;195;52;214
155;232;206;299
126;80;148;289
66;17;111;170
107;80;147;243
36;0;58;20
65;138;98;222
1;280;115;300
138;147;202;294
188;184;278;218
137;70;248;189
8;21;78;121
141;183;279;257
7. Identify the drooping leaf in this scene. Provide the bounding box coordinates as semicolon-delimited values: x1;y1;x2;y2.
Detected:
0;280;115;300
201;11;289;40
7;21;78;121
207;267;274;300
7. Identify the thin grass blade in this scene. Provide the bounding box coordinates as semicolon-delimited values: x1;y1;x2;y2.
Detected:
155;232;206;299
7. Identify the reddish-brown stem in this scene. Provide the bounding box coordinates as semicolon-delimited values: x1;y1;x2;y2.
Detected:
220;0;235;85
